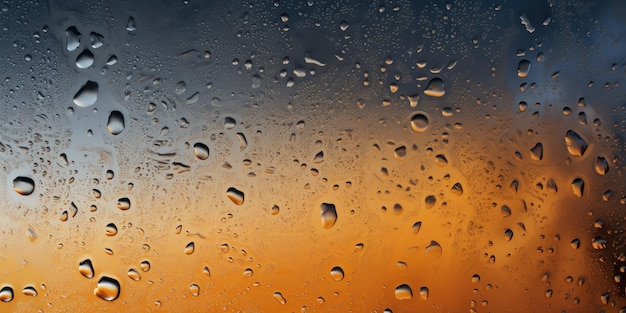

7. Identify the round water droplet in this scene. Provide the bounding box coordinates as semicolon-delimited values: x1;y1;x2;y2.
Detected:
424;78;445;97
0;286;14;302
243;268;253;277
271;205;280;215
189;284;200;297
425;195;436;209
471;274;480;283
273;292;287;304
13;176;35;195
22;286;37;297
117;197;131;210
424;240;442;258
185;242;195;255
226;187;244;205
330;266;344;281
105;223;117;236
517;59;531;78
127;268;141;281
73;81;98;107
395;284;413;300
140;260;151;272
394;146;406;160
320;203;338;229
76;49;94;68
193;143;209;160
107;111;125;135
94;276;120;301
410;113;429;133
570;238;580;249
79;259;95;278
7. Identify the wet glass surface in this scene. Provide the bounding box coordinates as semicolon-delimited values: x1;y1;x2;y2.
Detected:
1;0;626;311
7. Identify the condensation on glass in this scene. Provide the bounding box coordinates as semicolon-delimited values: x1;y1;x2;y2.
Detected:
0;0;625;312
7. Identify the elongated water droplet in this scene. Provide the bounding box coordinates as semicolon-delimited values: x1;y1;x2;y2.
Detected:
564;130;587;157
13;176;35;195
107;111;125;135
330;266;344;282
571;178;584;197
226;187;244;205
185;242;195;255
273;292;286;304
410;113;429;133
395;284;413;300
504;229;513;241
22;286;37;297
595;156;609;175
193;143;209;160
411;221;422;235
94;276;120;301
127;268;141;281
320;203;338;229
79;259;95;278
419;286;429;300
73;81;98;107
65;26;81;51
517;59;531;78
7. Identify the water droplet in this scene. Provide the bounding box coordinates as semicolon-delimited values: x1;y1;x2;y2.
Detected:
564;130;587;157
411;221;422;235
140;260;151;272
105;111;125;135
570;238;581;249
271;205;280;215
127;268;141;281
395;284;413;300
189;284;200;297
193;143;209;160
90;32;103;48
410;113;429;133
424;240;442;258
419;286;429;300
237;133;248;151
13;176;34;195
571;178;584;197
504;229;513;241
313;151;324;163
117;197;131;210
273;292;287;304
185;242;195;255
330;266;344;281
65;26;81;51
600;292;610;305
243;268;253;277
76;49;94;69
94;276;120;301
435;154;448;166
424;78;445;97
471;274;480;283
79;259;95;278
126;16;136;32
22;286;37;297
450;182;463;196
592;237;607;250
529;142;543;161
320;203;338;229
0;286;14;302
226;187;245;205
394;146;406;160
339;20;349;31
425;195;436;209
517;60;531;78
105;223;117;236
73;81;98;107
595;156;609;175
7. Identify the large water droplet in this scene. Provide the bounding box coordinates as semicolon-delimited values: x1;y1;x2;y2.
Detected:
107;111;125;135
76;49;94;69
226;187;244;205
79;259;95;278
564;130;587;157
517;59;531;78
140;260;151;272
330;266;344;281
65;26;81;52
22;286;37;297
193;143;209;160
117;197;131;210
395;284;413;300
424;78;445;97
127;268;141;281
13;176;35;195
424;240;442;258
273;292;287;304
571;178;584;197
410;113;429;133
0;286;14;302
320;203;338;229
94;276;120;301
73;81;98;107
105;223;117;236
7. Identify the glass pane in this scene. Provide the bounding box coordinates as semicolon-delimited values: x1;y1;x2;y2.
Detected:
1;0;625;311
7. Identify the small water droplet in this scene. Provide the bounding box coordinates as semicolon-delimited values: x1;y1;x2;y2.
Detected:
226;187;245;205
410;113;429;133
425;195;436;209
424;240;442;258
571;178;584;197
76;49;94;69
140;260;151;272
0;286;14;302
189;284;200;297
504;229;513;241
395;284;413;300
185;242;195;255
411;221;422;235
424;78;445;97
595;157;609;175
471;274;480;283
394;146;406;160
570;238;581;249
450;182;463;196
73;81;98;107
435;154;448;166
330;266;344;281
117;197;131;210
320;203;338;229
13;176;35;195
517;59;531;78
126;16;136;32
193;143;209;160
273;292;287;304
127;268;141;281
65;26;81;51
419;286;429;300
94;276;120;301
529;142;543;161
243;268;253;277
271;205;280;215
564;130;588;157
79;259;95;278
106;111;125;135
22;286;37;297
